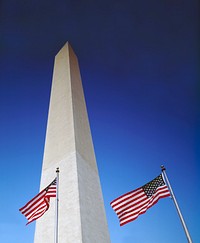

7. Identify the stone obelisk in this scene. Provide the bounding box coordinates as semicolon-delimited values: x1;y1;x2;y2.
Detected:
34;43;110;243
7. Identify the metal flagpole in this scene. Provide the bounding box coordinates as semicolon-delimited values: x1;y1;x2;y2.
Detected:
55;168;59;243
161;165;192;243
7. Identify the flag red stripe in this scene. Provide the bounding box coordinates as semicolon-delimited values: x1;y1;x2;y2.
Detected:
116;186;169;217
110;188;143;207
119;187;169;219
26;207;48;225
119;188;170;226
21;192;47;216
19;178;57;225
120;192;170;226
115;191;146;214
118;196;149;219
112;189;145;212
119;187;170;221
24;197;49;218
27;204;47;221
27;198;50;221
19;189;46;213
110;174;171;226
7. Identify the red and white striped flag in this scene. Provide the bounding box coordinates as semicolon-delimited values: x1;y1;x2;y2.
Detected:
19;178;57;225
110;174;170;226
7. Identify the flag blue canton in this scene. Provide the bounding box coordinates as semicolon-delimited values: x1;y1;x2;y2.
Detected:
142;174;165;198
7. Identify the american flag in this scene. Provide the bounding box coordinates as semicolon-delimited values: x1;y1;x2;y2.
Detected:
110;174;170;226
19;178;57;225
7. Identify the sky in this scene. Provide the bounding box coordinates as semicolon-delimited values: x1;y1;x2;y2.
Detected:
0;0;199;242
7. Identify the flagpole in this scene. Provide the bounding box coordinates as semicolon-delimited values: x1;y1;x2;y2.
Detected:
55;167;59;243
161;165;192;243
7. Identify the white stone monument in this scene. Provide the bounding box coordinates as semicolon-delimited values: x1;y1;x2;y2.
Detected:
34;43;110;243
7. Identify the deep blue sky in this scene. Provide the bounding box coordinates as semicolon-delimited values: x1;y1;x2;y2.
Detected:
0;1;199;242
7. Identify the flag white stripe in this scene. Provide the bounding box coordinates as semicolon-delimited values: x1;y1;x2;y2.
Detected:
111;188;143;207
116;193;147;215
114;185;168;215
20;190;46;213
27;204;47;220
110;174;171;226
118;186;169;219
118;195;149;217
23;196;46;217
19;178;57;224
119;187;170;224
112;190;144;210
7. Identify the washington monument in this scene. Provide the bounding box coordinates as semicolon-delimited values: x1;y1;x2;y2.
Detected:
34;43;110;242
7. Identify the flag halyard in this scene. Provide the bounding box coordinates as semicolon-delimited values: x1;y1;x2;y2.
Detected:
19;178;57;225
110;174;170;226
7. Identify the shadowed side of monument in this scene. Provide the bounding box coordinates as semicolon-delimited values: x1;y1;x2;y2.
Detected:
34;43;110;243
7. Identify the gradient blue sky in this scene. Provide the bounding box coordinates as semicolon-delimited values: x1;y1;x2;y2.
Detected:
0;1;199;242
